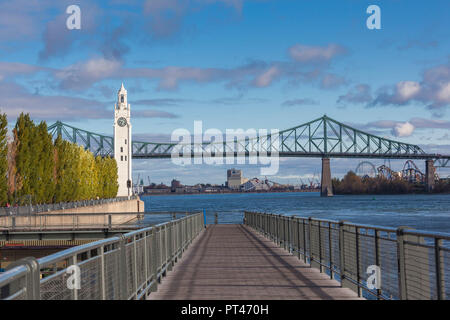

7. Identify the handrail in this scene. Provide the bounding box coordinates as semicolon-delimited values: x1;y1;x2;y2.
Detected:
244;211;449;300
0;212;205;300
0;211;202;232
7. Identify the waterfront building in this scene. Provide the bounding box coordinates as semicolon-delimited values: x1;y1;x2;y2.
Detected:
171;179;182;191
241;178;270;192
114;83;132;197
227;169;248;189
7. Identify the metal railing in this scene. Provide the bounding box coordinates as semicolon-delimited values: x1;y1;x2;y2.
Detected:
244;211;449;300
0;196;138;216
0;212;204;300
0;212;144;231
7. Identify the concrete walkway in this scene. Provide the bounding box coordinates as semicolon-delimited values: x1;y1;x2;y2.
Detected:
149;224;362;300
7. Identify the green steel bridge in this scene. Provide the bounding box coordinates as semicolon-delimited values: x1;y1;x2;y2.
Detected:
47;115;450;166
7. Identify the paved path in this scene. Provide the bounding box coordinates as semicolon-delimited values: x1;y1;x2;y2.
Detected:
149;224;362;300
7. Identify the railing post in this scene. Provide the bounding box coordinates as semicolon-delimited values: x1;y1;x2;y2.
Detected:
118;235;128;300
168;222;174;271
318;221;322;272
11;257;41;300
100;245;106;300
339;221;345;286
374;230;381;299
69;254;78;300
355;226;361;297
302;219;307;263
289;216;298;253
133;235;138;298
143;230;148;292
150;230;158;293
396;227;408;300
435;238;445;300
275;215;278;245
286;217;289;251
296;217;301;259
328;222;333;279
287;217;290;251
308;217;312;266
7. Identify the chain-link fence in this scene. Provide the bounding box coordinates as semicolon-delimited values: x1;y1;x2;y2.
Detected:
0;212;204;300
244;211;449;300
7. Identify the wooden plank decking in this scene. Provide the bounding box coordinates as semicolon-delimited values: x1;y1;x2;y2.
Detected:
149;224;362;300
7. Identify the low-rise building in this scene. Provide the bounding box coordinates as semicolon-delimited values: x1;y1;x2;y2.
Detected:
227;169;247;189
241;178;270;192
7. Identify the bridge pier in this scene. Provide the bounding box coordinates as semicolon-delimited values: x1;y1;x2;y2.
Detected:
321;157;333;197
425;160;435;192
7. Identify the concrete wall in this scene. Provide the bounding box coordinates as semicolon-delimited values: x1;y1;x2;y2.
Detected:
0;198;145;230
51;198;145;214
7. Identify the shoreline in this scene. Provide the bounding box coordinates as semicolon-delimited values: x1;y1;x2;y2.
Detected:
140;189;320;196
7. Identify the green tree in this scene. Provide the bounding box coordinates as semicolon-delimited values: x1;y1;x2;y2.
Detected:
105;157;118;198
11;113;120;204
34;122;55;203
14;113;35;204
0;112;8;206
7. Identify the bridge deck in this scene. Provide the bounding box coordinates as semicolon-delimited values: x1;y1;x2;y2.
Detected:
149;224;362;300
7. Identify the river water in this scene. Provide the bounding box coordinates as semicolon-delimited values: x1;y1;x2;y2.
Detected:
141;192;450;234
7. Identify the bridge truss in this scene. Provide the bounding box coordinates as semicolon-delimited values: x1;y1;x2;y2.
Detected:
48;115;450;162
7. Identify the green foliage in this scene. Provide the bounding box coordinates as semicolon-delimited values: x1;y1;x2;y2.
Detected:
1;113;119;205
14;113;34;204
35;122;56;203
0;113;8;206
53;137;119;202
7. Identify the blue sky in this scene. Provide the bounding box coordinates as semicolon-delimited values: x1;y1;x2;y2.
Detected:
0;0;449;184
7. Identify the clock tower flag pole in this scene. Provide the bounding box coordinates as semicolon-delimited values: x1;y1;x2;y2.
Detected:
114;83;132;198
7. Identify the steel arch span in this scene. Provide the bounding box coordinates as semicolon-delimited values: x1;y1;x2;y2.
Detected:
48;115;450;162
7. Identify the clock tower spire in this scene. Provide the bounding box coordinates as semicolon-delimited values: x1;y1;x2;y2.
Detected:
114;83;132;197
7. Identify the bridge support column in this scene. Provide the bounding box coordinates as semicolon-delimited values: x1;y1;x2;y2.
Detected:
425;160;435;192
321;158;333;197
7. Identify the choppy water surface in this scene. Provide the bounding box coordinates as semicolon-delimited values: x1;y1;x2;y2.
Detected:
142;192;450;233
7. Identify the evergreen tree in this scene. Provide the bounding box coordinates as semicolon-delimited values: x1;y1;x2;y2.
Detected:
11;113;120;204
100;156;119;198
14;113;35;204
54;135;73;203
33;122;55;203
0;112;8;206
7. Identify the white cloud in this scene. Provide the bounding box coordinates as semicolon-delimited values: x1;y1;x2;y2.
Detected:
391;122;415;137
396;81;421;101
371;62;450;111
55;58;122;90
436;82;450;102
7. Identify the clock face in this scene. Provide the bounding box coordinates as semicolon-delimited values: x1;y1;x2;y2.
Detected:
117;117;127;127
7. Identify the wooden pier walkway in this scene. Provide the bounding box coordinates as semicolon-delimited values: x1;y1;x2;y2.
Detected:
149;224;362;300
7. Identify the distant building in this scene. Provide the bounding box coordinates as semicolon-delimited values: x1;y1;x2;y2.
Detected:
241;178;270;192
171;179;182;191
227;169;248;189
143;182;170;194
175;186;200;194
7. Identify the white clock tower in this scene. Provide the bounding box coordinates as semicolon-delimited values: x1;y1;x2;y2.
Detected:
114;83;132;197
